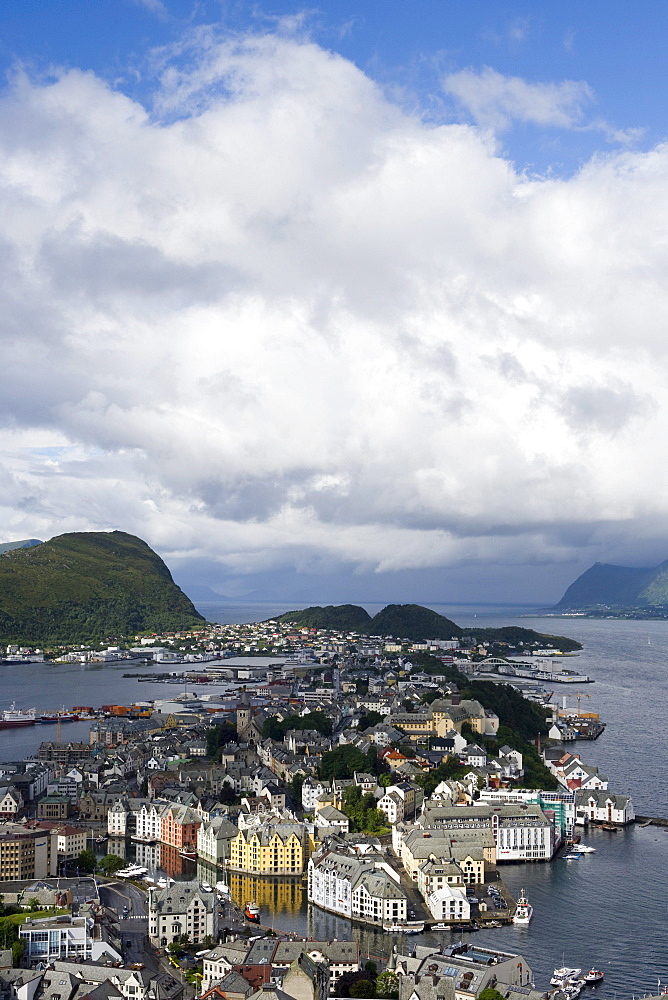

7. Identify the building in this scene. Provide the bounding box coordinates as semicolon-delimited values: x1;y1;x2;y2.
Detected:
425;884;471;922
148;880;218;947
18;914;122;966
160;804;201;850
35;823;88;860
229;825;306;875
575;789;635;826
0;825;57;880
307;850;408;927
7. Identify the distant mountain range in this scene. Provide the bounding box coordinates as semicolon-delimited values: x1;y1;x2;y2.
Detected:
0;538;42;555
556;560;668;610
275;602;581;650
0;530;205;643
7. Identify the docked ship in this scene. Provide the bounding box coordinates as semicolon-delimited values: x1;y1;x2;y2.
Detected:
244;901;260;922
551;968;582;988
0;703;36;728
512;889;533;925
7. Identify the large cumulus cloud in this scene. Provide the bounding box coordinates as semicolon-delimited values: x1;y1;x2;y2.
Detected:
0;29;667;595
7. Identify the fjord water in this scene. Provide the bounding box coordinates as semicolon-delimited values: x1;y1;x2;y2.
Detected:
0;603;666;992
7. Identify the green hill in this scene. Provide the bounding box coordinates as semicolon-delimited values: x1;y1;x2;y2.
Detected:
371;603;463;640
274;604;372;629
0;539;42;555
0;531;205;643
556;560;668;609
274;602;580;650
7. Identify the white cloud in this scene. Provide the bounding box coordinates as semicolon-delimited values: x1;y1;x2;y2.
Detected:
444;66;593;131
0;31;667;594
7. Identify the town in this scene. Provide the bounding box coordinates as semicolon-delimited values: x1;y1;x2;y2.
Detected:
0;619;635;1000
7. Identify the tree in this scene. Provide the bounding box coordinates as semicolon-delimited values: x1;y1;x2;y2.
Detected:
77;849;96;873
478;990;507;1000
319;745;370;780
97;854;127;875
27;897;40;912
11;939;25;967
376;972;399;999
350;981;376;999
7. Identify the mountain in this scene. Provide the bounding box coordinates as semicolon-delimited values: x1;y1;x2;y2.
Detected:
274;604;372;629
0;530;206;643
275;602;580;650
370;603;463;640
556;560;668;609
0;539;42;555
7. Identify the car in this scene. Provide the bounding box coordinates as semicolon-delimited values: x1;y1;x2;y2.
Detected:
130;963;145;970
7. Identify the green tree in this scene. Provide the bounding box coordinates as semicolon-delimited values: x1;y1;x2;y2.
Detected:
11;939;25;967
350;981;376;999
77;849;96;873
319;745;371;780
376;972;399;999
479;990;507;1000
27;898;40;912
97;854;127;875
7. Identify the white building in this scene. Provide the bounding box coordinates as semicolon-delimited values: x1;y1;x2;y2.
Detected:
576;789;635;826
148;880;218;947
307;850;408;926
426;884;470;922
19;915;120;966
135;801;168;842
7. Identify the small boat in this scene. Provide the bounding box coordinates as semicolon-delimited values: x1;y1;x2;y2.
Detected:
382;921;425;933
179;848;197;859
95;835;108;844
564;983;583;998
583;970;604;984
561;853;581;860
551;968;582;987
244;901;260;922
512;889;533;925
572;845;596;854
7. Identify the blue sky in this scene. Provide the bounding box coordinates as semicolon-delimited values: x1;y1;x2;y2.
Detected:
2;1;668;605
2;0;666;174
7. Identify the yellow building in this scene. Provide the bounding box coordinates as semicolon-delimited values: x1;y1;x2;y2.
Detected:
229;824;306;875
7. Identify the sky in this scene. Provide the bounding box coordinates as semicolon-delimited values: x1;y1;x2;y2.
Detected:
2;1;668;606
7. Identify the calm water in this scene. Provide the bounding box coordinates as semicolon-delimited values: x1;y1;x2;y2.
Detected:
1;602;666;992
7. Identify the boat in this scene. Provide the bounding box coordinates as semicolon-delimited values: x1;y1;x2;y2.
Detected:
179;848;197;859
582;970;604;984
430;923;452;931
244;901;260;922
382;921;425;933
215;880;231;898
551;968;582;987
38;714;59;724
563;983;583;998
512;889;533;924
561;852;581;860
95;835;108;844
572;845;596;854
201;882;213;892
0;703;36;728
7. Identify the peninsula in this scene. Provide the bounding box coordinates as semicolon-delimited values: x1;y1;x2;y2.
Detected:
0;530;205;642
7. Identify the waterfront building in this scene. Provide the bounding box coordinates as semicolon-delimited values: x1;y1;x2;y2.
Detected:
479;788;576;842
307;849;408;925
425;883;471;922
398;828;488;883
197;815;239;866
148;880;218;947
160;803;201;850
575;788;635;825
229;824;306;875
35;822;88;860
135;801;168;842
415;802;554;862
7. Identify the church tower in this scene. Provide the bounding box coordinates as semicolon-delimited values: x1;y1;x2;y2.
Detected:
236;688;251;739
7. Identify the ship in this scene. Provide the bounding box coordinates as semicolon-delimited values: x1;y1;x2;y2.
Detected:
244;901;260;922
512;889;533;924
0;703;36;728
